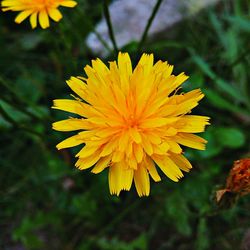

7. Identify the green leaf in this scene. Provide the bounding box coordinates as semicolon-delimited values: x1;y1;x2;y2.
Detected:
0;100;29;122
204;89;249;116
209;12;227;48
215;127;246;148
225;16;250;32
191;53;242;102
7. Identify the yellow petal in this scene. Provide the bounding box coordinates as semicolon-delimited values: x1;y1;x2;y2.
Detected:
141;135;153;156
118;52;132;94
133;143;144;163
118;52;132;75
129;127;142;143
56;134;84;150
175;115;210;133
167;140;182;154
146;132;161;145
158;104;178;117
143;96;169;118
145;156;161;182
109;163;133;195
39;10;49;29
78;130;95;139
152;155;182;182
182;89;205;102
140;117;179;128
66;77;87;100
91;155;111;174
60;1;77;7
169;153;192;172
121;166;134;191
164;127;178;136
52;118;92;131
128;155;138;170
164;157;184;178
165;72;189;96
112;150;124;163
134;164;150;197
118;132;130;152
48;8;62;22
170;89;204;116
76;144;98;158
2;0;25;11
174;133;207;150
100;140;117;157
138;53;154;75
91;58;110;79
1;1;16;7
30;12;38;29
52;99;94;117
75;153;101;170
153;60;173;78
15;10;33;24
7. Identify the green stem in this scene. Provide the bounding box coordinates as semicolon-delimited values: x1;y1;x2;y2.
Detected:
74;7;113;54
93;29;113;54
137;0;164;53
103;0;118;55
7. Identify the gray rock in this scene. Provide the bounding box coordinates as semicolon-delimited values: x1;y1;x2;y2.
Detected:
86;0;220;56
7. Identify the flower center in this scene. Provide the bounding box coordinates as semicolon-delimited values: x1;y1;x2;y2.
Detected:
126;115;138;128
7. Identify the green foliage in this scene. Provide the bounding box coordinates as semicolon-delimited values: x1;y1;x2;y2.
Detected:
215;127;245;149
195;126;246;159
95;234;147;250
165;192;192;236
195;218;209;250
1;0;250;250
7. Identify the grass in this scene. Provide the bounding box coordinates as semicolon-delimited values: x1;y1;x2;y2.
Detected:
1;0;250;249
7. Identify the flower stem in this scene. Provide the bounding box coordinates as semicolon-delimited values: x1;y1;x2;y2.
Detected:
137;0;164;53
93;29;113;54
103;0;118;55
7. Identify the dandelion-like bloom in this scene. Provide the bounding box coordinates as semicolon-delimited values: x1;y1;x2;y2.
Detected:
52;52;210;196
1;0;77;29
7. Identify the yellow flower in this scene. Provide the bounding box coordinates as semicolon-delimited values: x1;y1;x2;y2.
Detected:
1;0;77;29
52;52;210;197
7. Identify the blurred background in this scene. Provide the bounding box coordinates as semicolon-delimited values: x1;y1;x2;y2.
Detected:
1;0;250;249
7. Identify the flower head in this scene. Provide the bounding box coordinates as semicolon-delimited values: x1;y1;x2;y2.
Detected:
52;52;210;196
226;159;250;196
1;0;77;29
216;158;250;204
